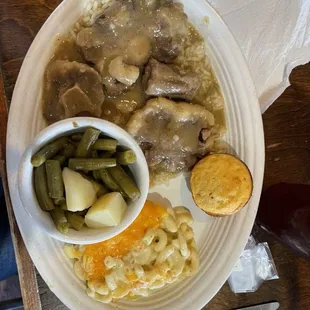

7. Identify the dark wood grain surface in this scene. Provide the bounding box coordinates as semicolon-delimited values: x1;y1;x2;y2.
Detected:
0;63;41;309
1;1;309;309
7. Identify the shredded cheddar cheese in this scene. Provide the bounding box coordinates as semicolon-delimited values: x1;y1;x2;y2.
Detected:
83;201;167;281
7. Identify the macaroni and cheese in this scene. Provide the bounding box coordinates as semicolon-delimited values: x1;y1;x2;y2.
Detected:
64;201;199;303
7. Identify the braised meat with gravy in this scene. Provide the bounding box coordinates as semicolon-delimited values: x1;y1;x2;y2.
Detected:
143;58;200;101
40;0;226;185
43;60;104;122
127;97;217;183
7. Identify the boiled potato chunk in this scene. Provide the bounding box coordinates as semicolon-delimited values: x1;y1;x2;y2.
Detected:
62;168;97;212
85;192;127;228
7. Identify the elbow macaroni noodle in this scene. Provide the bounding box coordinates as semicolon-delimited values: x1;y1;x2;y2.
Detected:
64;206;199;303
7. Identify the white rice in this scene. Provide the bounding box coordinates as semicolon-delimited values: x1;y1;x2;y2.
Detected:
175;35;224;111
82;0;111;27
69;0;111;36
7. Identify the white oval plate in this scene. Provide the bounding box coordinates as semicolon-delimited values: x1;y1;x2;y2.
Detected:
6;0;264;309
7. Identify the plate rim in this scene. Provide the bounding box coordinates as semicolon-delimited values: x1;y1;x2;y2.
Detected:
6;0;265;309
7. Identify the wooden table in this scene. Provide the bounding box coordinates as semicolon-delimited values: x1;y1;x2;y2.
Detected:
0;1;309;309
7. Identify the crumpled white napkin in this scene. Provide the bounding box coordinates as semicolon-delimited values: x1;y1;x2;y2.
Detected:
208;0;310;113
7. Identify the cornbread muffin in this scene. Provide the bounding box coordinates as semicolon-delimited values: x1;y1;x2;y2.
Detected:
190;154;253;216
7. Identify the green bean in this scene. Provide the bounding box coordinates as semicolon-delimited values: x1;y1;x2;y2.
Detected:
75;128;100;158
99;169;122;192
69;140;79;147
91;150;99;158
45;160;64;199
62;143;76;158
80;173;109;197
92;170;101;181
54;197;66;206
108;165;140;201
67;212;85;231
91;180;108;197
60;202;68;211
101;151;115;158
116;150;136;165
53;155;66;167
31;137;68;167
71;133;83;141
76;210;88;217
96;185;109;197
50;207;69;234
92;139;118;152
68;158;116;171
34;165;55;211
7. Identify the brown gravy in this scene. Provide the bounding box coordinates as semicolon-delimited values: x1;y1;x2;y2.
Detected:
40;0;226;185
41;2;225;128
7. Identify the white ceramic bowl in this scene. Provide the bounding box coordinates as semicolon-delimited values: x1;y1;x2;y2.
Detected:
18;117;149;244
